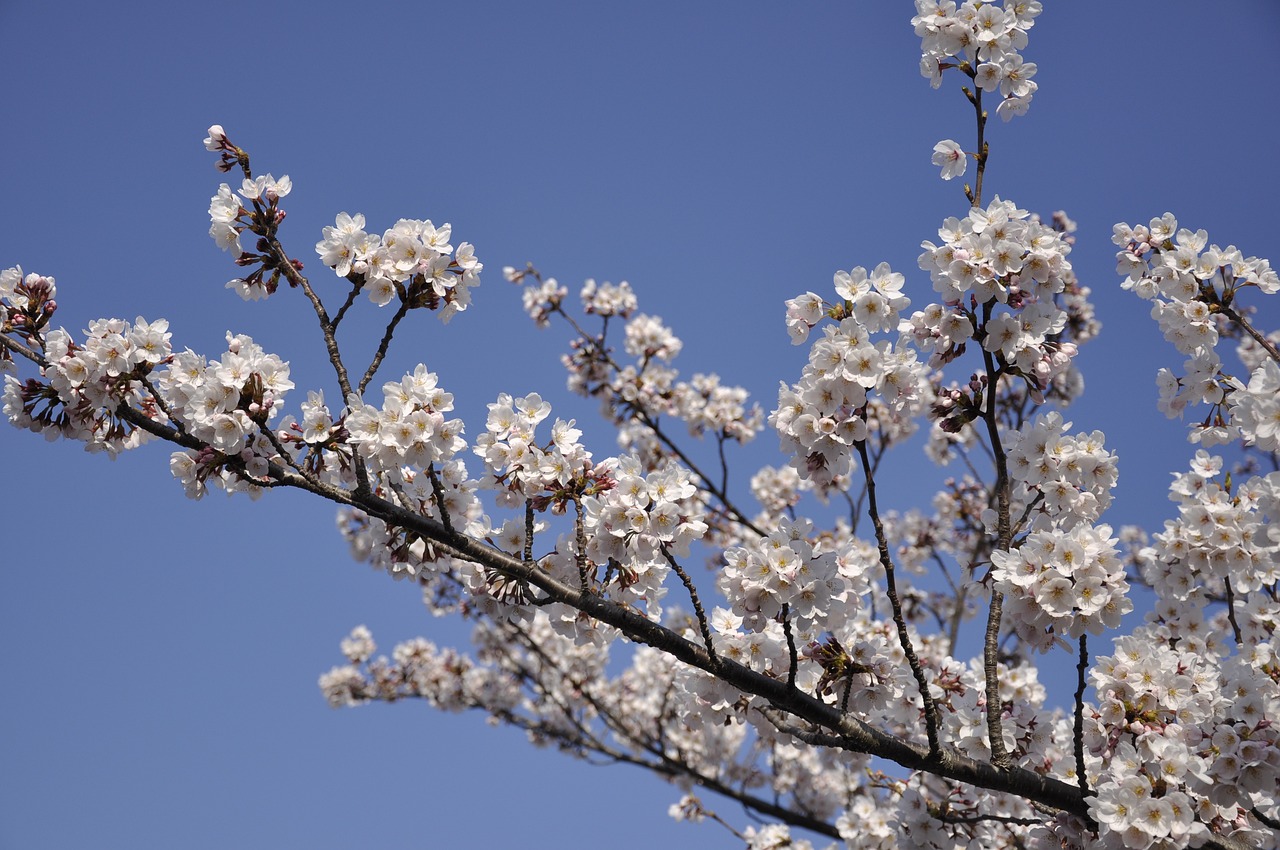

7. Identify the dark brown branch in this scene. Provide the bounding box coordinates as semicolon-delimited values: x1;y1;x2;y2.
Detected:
1252;807;1280;831
1073;635;1089;799
979;323;1013;767
856;439;942;757
781;604;798;690
1220;304;1280;364
662;545;719;668
330;274;365;329
572;496;591;592
427;463;454;535
358;298;411;396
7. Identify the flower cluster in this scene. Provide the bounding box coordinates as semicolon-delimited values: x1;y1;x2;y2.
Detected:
314;212;482;321
0;265;58;342
514;274;764;453
987;413;1131;649
991;523;1130;650
319;626;521;713
580;278;637;317
908;199;1078;411
1114;213;1279;444
581;456;707;565
160;332;295;497
208;172;295;301
774;264;927;489
1138;451;1280;602
719;516;866;644
1084;629;1280;850
2;308;172;455
518;275;568;327
913;0;1041;120
474;391;596;510
343;365;467;473
1228;358;1280;453
1003;412;1119;530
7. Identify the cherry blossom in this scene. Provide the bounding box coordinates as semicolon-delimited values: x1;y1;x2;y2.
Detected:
3;7;1278;850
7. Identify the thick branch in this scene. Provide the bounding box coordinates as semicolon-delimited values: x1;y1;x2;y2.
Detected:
979;331;1013;767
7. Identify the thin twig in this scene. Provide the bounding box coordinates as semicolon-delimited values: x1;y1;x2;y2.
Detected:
135;372;187;436
572;496;591;593
266;237;355;401
1073;634;1089;798
1220;304;1280;364
638;410;766;538
662;545;719;668
330;274;365;329
1224;577;1244;646
264;234;370;495
257;420;310;480
856;440;942;757
928;804;1042;828
781;604;798;690
523;500;536;564
427;463;455;535
358;298;411;396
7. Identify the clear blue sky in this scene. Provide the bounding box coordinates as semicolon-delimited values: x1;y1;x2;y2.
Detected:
2;2;1278;848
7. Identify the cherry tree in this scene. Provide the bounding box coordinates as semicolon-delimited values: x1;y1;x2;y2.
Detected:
4;3;1279;849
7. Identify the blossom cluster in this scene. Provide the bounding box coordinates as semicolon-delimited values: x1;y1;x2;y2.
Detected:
2;302;172;455
915;0;1043;182
719;516;868;645
1114;213;1280;445
1137;451;1280;603
985;413;1131;648
207;171;299;302
319;625;521;714
207;173;292;260
775;263;927;489
473;391;594;509
580;278;637;317
314;212;482;321
1003;411;1119;530
0;265;57;338
1084;629;1280;850
906;200;1085;417
913;1;1041;118
514;272;764;451
343;366;466;473
580;456;709;616
991;522;1129;649
162;333;295;498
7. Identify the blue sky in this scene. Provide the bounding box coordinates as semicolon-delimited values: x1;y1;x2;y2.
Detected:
2;2;1278;848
